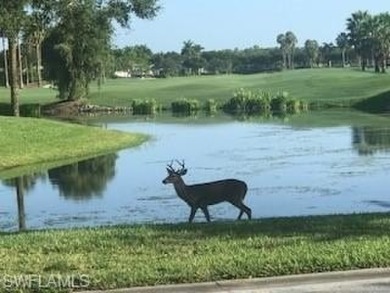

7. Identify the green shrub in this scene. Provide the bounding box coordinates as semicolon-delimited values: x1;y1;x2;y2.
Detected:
131;99;157;115
270;93;288;112
171;99;200;113
225;89;295;114
246;96;271;114
223;88;256;113
205;99;218;113
223;88;307;116
286;99;301;113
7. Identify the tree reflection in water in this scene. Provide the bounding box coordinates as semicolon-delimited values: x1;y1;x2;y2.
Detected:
2;172;46;231
352;126;390;155
48;153;118;201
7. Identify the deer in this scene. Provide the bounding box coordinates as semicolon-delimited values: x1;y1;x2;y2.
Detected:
162;160;252;223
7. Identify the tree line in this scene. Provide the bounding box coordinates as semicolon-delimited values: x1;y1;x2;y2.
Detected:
112;41;352;78
1;5;390;116
112;11;390;76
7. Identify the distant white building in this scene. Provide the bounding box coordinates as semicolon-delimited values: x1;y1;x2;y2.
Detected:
114;71;131;78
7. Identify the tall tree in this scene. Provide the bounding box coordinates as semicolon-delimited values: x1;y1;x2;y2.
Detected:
320;42;335;67
285;31;297;69
43;0;160;101
152;51;182;77
277;31;297;69
371;13;390;73
118;45;153;76
304;39;319;68
25;1;53;88
276;33;287;69
336;32;349;67
181;40;204;75
346;10;372;71
0;0;28;116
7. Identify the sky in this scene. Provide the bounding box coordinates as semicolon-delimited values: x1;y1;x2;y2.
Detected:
113;0;390;53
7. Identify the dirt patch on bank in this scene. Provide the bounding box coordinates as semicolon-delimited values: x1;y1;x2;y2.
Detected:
42;100;87;115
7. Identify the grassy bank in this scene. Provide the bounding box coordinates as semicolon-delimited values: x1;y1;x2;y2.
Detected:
1;213;390;292
354;90;390;113
0;116;147;174
0;69;390;110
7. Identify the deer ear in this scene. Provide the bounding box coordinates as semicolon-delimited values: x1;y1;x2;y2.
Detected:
166;168;173;174
181;169;188;175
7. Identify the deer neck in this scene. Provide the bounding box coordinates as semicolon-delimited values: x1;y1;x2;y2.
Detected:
173;177;194;205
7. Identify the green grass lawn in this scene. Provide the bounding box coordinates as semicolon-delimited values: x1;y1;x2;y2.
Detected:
0;116;147;176
87;68;390;108
1;213;390;292
1;68;390;109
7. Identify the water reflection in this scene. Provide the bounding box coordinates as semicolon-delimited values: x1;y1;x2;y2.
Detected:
0;154;117;231
48;154;118;201
2;172;45;230
352;126;390;155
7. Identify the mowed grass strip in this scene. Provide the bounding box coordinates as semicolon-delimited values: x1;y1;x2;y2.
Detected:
0;116;147;170
0;213;390;291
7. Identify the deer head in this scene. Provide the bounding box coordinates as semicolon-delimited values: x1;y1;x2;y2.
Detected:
162;160;187;184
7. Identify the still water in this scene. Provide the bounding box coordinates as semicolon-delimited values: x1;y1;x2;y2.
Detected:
1;111;389;231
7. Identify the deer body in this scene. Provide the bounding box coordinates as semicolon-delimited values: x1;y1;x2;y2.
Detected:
163;162;252;222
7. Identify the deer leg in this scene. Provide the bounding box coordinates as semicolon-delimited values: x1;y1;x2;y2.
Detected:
243;204;252;220
200;206;211;222
188;207;198;223
232;202;252;220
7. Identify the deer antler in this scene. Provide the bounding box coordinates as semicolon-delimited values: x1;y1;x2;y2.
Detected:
176;159;185;169
167;160;175;172
166;159;187;175
176;159;187;175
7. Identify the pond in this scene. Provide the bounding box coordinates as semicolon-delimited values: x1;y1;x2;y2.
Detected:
1;111;389;231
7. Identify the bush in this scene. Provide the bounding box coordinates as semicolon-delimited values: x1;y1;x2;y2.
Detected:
223;89;272;114
223;89;306;116
131;99;157;115
204;99;218;113
171;99;200;113
270;93;288;112
286;99;301;113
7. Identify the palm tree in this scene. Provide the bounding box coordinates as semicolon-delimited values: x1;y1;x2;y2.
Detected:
373;13;390;73
276;33;287;69
285;31;298;69
181;40;204;75
320;42;335;67
347;10;372;71
304;39;319;68
336;32;349;67
276;32;297;69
